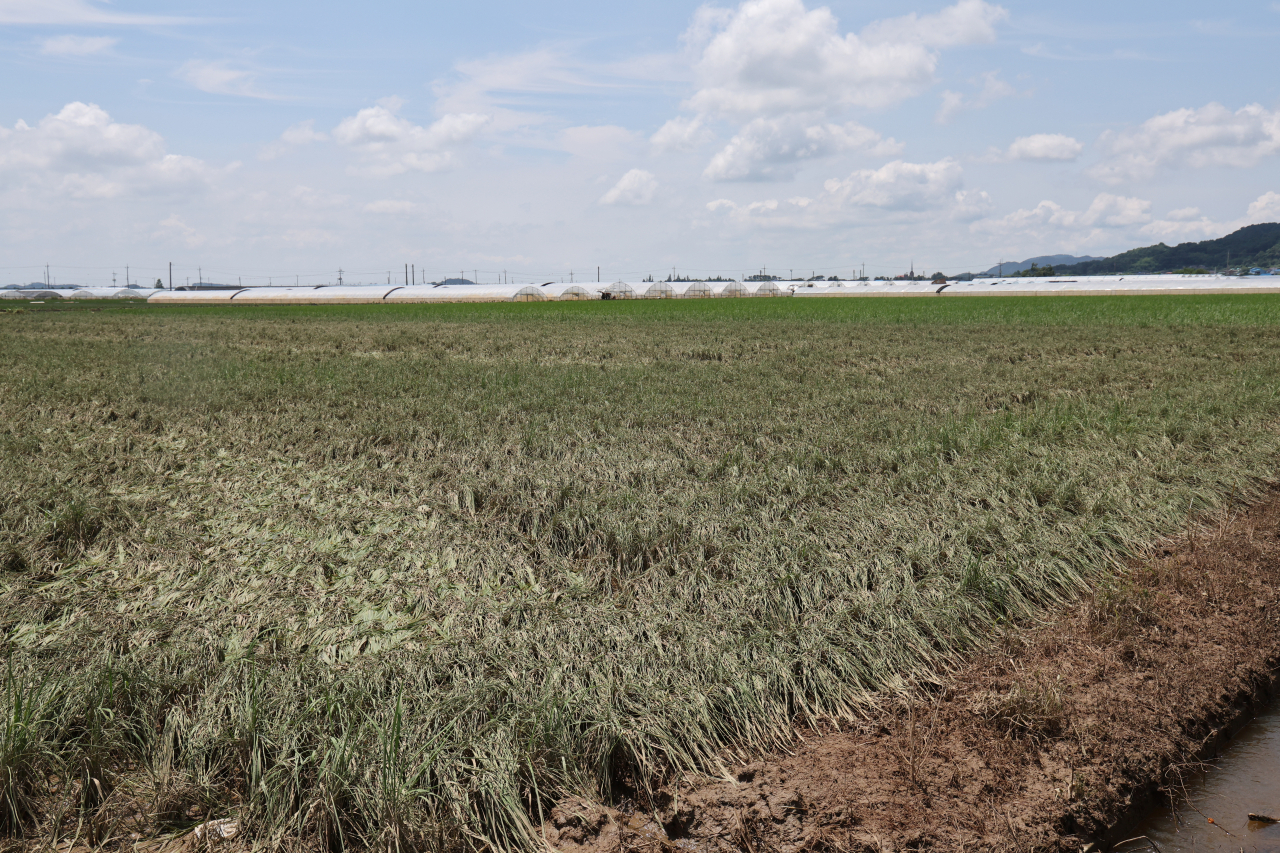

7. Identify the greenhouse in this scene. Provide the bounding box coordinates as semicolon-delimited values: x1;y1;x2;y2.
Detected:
715;281;750;297
601;281;637;300
127;273;1280;307
679;281;713;298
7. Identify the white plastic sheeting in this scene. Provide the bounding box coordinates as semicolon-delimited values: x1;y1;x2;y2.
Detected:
1;289;67;300
642;282;677;299
71;288;147;299
149;289;246;304
792;282;942;297
941;274;1280;297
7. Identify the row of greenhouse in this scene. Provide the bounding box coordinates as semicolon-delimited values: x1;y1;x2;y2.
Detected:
6;274;1280;304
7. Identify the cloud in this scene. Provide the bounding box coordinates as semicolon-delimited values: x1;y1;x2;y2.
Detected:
1140;192;1280;242
1006;133;1083;161
154;213;204;248
858;0;1010;47
176;60;276;99
682;0;1007;118
703;115;901;181
281;120;327;146
364;200;417;214
935;71;1015;123
40;34;117;56
259;120;328;160
331;102;489;176
600;169;658;205
651;115;713;152
560;125;638;159
1246;191;1280;221
0;0;190;24
823;158;964;211
973;193;1151;240
705;157;987;228
436;47;684;136
1091;102;1280;184
0;102;214;198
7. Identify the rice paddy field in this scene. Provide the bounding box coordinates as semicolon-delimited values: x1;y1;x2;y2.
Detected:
4;295;1280;851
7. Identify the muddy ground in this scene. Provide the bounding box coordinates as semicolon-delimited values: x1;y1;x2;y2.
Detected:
544;495;1280;853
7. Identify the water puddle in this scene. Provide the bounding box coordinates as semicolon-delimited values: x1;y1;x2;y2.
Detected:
1126;702;1280;852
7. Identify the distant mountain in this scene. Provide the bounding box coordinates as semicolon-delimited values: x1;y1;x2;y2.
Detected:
980;255;1101;276
1054;223;1280;275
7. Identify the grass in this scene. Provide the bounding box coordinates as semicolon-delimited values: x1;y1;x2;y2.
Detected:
3;294;1280;850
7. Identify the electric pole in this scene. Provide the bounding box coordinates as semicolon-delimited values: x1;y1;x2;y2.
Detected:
169;262;172;290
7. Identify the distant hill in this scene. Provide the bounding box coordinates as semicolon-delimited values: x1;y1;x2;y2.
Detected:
1054;223;1280;275
980;255;1100;276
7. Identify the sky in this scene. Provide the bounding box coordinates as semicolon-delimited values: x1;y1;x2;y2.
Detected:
2;0;1280;286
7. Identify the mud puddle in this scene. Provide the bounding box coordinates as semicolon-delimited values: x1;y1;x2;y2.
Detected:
1130;702;1280;852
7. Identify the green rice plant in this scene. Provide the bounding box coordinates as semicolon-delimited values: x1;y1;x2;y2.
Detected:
0;665;64;836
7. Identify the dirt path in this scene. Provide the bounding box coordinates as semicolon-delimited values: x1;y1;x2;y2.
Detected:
544;495;1280;853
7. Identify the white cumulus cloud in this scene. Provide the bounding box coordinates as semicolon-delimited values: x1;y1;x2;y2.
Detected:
682;0;1007;118
600;169;658;205
651;116;714;152
705;158;986;228
973;193;1151;243
1006;133;1083;161
1091;102;1280;184
823;158;964;211
1142;192;1280;242
331;102;490;176
40;34;116;56
0;101;214;198
704;115;901;181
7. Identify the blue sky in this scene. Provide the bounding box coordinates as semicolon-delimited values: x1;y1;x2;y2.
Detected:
2;0;1280;285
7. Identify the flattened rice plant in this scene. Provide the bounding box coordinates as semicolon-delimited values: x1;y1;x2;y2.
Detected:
3;295;1280;850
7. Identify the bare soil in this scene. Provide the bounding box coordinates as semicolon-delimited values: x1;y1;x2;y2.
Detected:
543;495;1280;853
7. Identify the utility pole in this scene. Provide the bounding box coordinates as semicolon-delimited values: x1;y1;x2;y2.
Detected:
597;266;600;283
411;264;415;285
45;264;49;286
198;266;202;285
338;268;344;286
169;262;172;290
126;265;130;287
405;264;408;285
